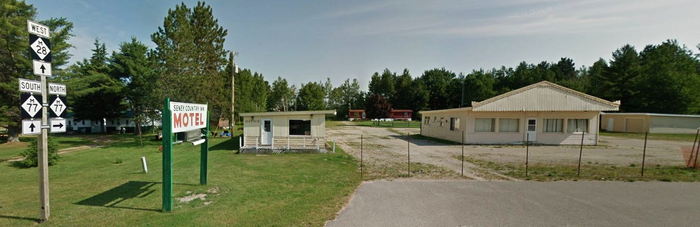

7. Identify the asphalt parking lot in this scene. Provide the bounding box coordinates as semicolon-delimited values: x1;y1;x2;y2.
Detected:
327;180;700;227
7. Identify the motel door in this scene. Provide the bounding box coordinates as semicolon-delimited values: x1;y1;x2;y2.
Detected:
261;119;272;145
526;118;537;142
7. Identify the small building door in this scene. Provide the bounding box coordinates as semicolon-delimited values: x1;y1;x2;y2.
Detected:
526;118;537;142
260;119;272;145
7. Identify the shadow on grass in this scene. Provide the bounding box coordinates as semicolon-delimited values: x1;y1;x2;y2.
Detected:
210;137;239;151
0;215;41;223
75;181;160;212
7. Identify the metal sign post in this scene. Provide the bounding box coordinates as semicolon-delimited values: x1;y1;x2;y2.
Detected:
161;98;209;212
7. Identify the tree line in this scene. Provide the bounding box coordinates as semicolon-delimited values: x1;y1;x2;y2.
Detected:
2;0;699;143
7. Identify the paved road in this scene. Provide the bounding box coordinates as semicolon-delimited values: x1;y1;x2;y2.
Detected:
327;180;700;227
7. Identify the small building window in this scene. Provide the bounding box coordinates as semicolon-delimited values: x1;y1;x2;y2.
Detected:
475;118;495;132
544;119;563;132
289;120;311;135
499;118;519;132
567;119;589;133
423;117;429;125
440;117;444;127
450;117;460;131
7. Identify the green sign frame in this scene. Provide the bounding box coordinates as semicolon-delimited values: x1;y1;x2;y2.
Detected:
161;97;210;212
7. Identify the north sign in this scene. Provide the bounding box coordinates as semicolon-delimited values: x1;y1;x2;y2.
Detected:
20;93;42;118
22;119;41;135
170;102;208;133
33;60;51;76
49;96;67;118
48;83;66;96
29;34;51;62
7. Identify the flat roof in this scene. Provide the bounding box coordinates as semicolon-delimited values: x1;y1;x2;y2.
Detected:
602;112;700;118
239;110;336;117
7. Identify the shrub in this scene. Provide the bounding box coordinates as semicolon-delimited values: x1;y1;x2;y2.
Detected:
18;138;59;167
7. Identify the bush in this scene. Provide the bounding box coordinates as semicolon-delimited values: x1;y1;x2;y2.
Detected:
18;137;59;167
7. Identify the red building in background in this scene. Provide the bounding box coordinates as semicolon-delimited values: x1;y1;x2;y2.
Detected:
389;109;412;120
348;109;366;121
348;109;413;121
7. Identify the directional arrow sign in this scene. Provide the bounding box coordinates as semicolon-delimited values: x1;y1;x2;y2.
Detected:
20;93;43;118
22;119;41;135
29;34;51;62
32;60;52;76
50;118;66;133
18;78;42;93
49;96;67;118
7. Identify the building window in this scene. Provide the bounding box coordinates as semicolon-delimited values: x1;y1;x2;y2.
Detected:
567;119;589;133
289;120;311;135
450;117;460;131
544;119;563;132
475;118;495;132
440;117;445;127
423;117;429;125
499;118;519;132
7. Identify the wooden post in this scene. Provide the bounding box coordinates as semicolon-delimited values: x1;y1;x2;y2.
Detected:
577;131;585;177
461;130;464;177
525;133;529;177
360;134;363;179
38;72;50;221
690;129;700;168
689;129;698;167
162;97;173;212
641;131;648;176
407;131;410;177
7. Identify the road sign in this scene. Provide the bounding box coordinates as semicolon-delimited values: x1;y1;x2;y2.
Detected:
170;101;208;133
50;118;66;133
27;20;50;38
33;60;52;76
49;96;66;118
19;78;42;93
48;83;66;96
22;119;41;135
29;34;51;62
21;93;43;118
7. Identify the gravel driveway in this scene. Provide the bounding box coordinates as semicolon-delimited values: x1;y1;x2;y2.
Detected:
328;124;692;179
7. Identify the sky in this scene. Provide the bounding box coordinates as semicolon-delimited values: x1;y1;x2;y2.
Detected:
30;0;700;89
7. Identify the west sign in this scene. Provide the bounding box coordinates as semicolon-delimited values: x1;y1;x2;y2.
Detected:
169;102;207;133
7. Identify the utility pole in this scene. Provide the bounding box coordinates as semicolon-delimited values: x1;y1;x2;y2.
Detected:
460;74;465;107
230;51;238;138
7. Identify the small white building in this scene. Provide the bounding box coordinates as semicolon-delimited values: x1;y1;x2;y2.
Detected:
420;81;620;145
239;110;336;151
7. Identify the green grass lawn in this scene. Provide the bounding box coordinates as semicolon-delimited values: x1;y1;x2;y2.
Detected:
600;131;699;142
0;136;361;226
0;136;95;162
459;155;700;182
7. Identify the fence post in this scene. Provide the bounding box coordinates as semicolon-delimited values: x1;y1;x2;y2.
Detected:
333;140;336;153
461;130;464;177
641;131;648;176
690;128;699;168
525;133;529;177
360;134;363;179
407;131;410;177
577;131;585;177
